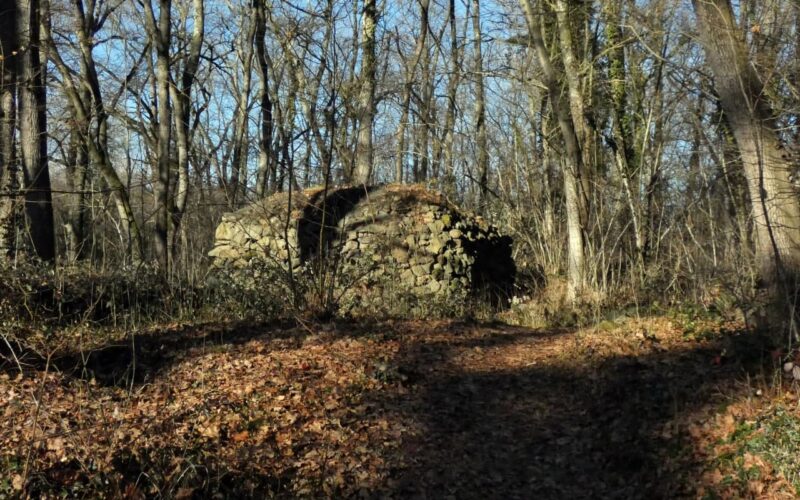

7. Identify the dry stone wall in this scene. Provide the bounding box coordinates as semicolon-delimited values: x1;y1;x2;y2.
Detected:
209;184;515;314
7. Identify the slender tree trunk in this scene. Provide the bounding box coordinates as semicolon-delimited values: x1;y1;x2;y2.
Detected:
538;99;555;246
144;0;172;271
471;0;489;206
643;29;669;264
353;0;377;184
553;0;589;157
694;0;800;333
441;0;461;196
521;0;587;299
415;43;434;183
395;84;411;183
394;0;429;184
276;65;298;193
603;2;644;267
553;0;592;212
426;18;447;183
0;54;17;260
64;121;88;263
19;0;54;261
254;0;273;198
169;0;203;265
0;7;19;260
230;18;254;204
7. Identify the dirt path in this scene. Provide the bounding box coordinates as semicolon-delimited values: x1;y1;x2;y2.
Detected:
369;321;742;499
0;317;773;497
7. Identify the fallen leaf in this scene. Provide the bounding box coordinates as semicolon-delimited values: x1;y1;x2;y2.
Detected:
199;423;220;439
175;487;195;499
231;430;250;442
47;437;65;454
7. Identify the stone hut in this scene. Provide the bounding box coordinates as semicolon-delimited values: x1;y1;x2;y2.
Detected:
209;184;515;313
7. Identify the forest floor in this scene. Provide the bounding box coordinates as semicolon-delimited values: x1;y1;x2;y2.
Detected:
2;314;800;498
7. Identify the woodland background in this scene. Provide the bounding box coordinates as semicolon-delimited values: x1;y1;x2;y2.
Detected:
2;0;800;496
1;0;798;322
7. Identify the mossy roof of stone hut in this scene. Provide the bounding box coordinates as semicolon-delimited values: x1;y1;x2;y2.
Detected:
228;183;468;222
378;183;451;206
224;186;326;222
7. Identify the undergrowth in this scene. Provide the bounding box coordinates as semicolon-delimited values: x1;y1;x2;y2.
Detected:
3;262;800;497
715;405;800;496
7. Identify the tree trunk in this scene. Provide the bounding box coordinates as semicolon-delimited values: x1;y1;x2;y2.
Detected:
395;84;411;183
230;17;254;203
394;0;428;184
693;0;800;333
0;71;17;260
19;0;55;262
144;0;172;271
603;1;645;267
472;0;489;206
521;0;587;299
169;0;203;265
553;0;592;212
64;122;89;263
0;7;19;260
440;0;461;197
254;0;273;198
353;0;377;184
415;40;435;184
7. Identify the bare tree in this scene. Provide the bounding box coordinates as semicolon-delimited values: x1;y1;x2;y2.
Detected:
520;0;587;299
44;0;144;263
18;0;55;261
143;0;173;270
471;0;488;205
394;0;429;184
439;0;462;196
0;3;19;259
603;2;645;267
353;0;378;185
693;0;800;332
170;0;204;264
253;0;274;198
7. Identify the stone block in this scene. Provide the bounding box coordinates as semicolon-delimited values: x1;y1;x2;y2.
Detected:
391;247;410;263
208;244;238;259
215;222;235;241
412;263;432;276
428;237;445;254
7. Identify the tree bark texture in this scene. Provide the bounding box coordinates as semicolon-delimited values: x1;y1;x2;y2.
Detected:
520;0;587;299
144;0;172;270
693;0;800;332
353;0;377;184
0;8;18;260
18;0;55;261
472;0;489;206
